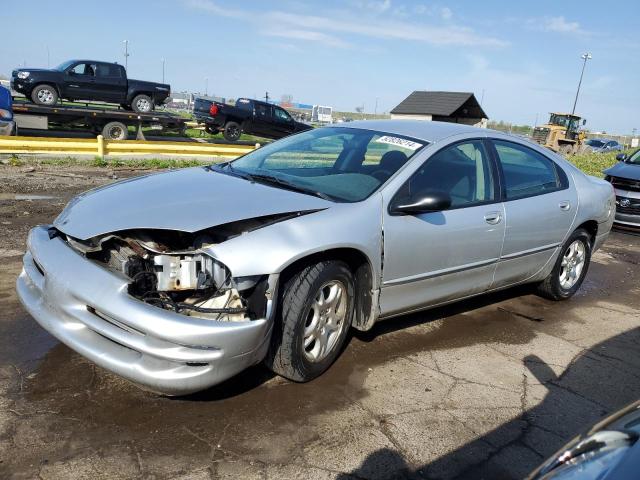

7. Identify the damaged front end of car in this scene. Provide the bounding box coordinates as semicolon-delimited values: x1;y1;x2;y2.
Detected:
16;221;282;395
59;227;270;323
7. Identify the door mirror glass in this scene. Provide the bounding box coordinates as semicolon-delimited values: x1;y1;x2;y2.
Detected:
616;153;628;162
582;119;587;125
390;190;452;215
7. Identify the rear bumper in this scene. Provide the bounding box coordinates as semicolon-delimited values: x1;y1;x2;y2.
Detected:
16;226;274;395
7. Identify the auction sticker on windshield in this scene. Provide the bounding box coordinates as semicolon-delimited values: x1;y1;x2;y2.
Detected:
375;136;423;150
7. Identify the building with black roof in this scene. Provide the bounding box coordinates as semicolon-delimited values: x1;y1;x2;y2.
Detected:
390;91;488;127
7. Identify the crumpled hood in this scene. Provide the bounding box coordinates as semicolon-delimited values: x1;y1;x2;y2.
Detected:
54;167;331;240
604;162;640;181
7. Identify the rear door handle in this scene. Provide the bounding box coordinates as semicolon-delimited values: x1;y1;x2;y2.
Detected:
484;211;502;225
559;200;571;211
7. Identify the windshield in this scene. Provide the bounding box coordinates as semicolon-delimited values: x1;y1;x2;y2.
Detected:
55;60;76;71
628;150;640;165
587;139;605;148
223;127;426;202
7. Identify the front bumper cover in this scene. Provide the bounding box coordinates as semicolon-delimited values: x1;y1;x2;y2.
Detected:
16;226;275;395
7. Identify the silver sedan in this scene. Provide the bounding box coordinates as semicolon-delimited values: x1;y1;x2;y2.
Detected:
17;121;615;395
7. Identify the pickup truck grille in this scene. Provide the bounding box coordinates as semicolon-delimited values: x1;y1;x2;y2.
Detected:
610;176;640;193
532;128;549;144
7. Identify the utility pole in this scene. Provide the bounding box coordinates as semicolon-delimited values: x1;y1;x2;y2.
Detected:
205;77;208;96
161;58;165;83
265;91;270;103
374;97;379;116
47;46;50;68
480;89;485;106
123;40;130;71
571;53;592;116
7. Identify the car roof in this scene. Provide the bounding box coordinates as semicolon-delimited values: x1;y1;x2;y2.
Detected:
333;119;483;143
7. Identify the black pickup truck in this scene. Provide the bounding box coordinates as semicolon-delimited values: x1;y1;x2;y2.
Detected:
194;97;311;141
11;60;170;113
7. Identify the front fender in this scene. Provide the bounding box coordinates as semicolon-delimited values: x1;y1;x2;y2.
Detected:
202;197;383;288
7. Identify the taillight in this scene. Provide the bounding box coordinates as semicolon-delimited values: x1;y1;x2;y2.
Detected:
209;104;218;116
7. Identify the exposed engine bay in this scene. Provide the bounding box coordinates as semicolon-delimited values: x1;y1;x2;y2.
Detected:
53;227;270;321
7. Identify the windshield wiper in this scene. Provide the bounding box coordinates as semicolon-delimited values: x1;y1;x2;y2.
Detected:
243;173;334;201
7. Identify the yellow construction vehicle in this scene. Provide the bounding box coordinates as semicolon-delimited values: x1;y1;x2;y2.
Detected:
532;113;587;155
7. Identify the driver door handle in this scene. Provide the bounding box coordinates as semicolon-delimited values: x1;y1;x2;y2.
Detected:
559;200;571;211
484;211;502;225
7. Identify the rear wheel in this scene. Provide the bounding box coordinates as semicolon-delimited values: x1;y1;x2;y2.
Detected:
265;261;354;382
131;94;153;113
223;121;242;142
537;229;592;300
102;121;129;141
31;85;58;106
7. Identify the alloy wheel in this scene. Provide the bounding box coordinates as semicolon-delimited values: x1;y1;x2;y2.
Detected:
302;280;348;362
559;240;586;289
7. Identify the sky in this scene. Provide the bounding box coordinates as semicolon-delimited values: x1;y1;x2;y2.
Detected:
1;0;638;134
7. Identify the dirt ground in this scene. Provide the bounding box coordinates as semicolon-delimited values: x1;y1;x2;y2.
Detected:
0;164;639;480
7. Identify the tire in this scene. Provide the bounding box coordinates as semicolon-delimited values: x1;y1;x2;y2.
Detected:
223;121;242;142
102;121;129;141
559;144;574;156
266;261;355;382
31;84;58;106
131;94;153;113
537;229;592;301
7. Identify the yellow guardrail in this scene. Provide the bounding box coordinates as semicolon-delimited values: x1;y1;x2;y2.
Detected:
0;135;256;158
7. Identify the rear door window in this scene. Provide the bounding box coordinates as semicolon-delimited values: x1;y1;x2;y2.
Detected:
492;140;565;200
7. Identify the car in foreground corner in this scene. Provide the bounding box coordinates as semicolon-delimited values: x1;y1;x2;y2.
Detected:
0;85;16;135
604;150;640;229
528;400;640;479
16;121;615;395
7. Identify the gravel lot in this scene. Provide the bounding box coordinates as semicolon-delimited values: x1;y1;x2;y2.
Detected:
0;164;639;480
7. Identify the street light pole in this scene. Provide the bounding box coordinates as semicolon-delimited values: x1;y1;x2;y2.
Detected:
123;40;130;71
571;53;592;116
161;58;165;83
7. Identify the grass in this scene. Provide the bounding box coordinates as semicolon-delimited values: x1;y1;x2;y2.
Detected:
2;154;216;170
566;150;629;178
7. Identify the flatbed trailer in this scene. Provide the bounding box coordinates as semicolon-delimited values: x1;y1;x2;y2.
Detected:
11;99;187;140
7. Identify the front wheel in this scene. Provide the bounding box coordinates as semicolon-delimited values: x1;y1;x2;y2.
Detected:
537;229;592;300
131;94;153;113
31;85;58;106
265;261;354;382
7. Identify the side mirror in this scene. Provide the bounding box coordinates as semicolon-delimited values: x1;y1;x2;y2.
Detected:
616;153;628;162
390;190;452;215
582;119;587;125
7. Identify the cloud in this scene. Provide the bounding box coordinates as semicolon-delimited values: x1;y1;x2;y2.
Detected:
183;0;244;18
266;11;508;47
183;0;507;48
529;16;589;35
262;29;351;48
